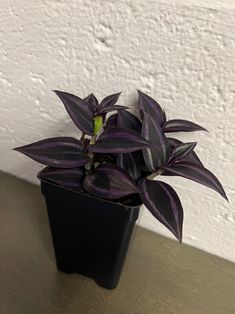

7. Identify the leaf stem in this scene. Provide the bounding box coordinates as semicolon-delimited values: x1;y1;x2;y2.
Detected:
85;134;97;173
80;132;86;142
147;169;163;180
90;135;97;145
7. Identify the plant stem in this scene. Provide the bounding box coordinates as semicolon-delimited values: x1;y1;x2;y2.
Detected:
80;132;85;142
90;135;97;145
147;169;163;180
85;135;97;173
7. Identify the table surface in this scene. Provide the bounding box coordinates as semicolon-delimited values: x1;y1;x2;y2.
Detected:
0;171;235;314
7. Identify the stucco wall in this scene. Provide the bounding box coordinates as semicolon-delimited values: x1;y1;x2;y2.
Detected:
1;1;235;261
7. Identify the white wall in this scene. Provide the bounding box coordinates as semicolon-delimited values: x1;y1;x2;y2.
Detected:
1;1;235;261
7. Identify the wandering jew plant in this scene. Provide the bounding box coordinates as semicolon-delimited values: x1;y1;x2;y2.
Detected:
14;90;228;241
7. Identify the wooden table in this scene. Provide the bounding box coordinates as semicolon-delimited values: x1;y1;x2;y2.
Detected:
1;171;235;314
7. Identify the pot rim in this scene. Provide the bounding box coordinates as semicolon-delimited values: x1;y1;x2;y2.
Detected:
40;178;143;209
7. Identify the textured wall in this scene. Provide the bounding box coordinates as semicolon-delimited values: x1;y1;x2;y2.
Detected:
1;1;235;261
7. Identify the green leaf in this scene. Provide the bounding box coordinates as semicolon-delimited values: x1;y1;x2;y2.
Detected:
93;115;103;135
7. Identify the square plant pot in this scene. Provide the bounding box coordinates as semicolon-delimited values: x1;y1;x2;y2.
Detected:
40;179;141;289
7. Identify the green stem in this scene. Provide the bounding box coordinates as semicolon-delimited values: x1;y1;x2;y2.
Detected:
85;135;97;173
147;169;163;180
90;135;97;145
80;132;85;142
85;114;104;172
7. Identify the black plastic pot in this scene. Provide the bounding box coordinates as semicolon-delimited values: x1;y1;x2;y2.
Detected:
40;180;141;289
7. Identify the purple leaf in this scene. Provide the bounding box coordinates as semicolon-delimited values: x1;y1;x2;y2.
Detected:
84;93;99;114
167;142;197;165
38;166;84;188
105;114;117;128
117;110;142;132
163;161;228;200
116;109;143;180
138;179;183;241
167;138;203;166
141;113;171;172
99;105;128;114
88;128;151;153
83;164;138;199
14;137;88;168
164;119;208;133
138;90;166;126
100;92;122;108
117;152;141;180
54;90;94;135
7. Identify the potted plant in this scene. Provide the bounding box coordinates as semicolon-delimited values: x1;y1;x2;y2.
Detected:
14;90;227;289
